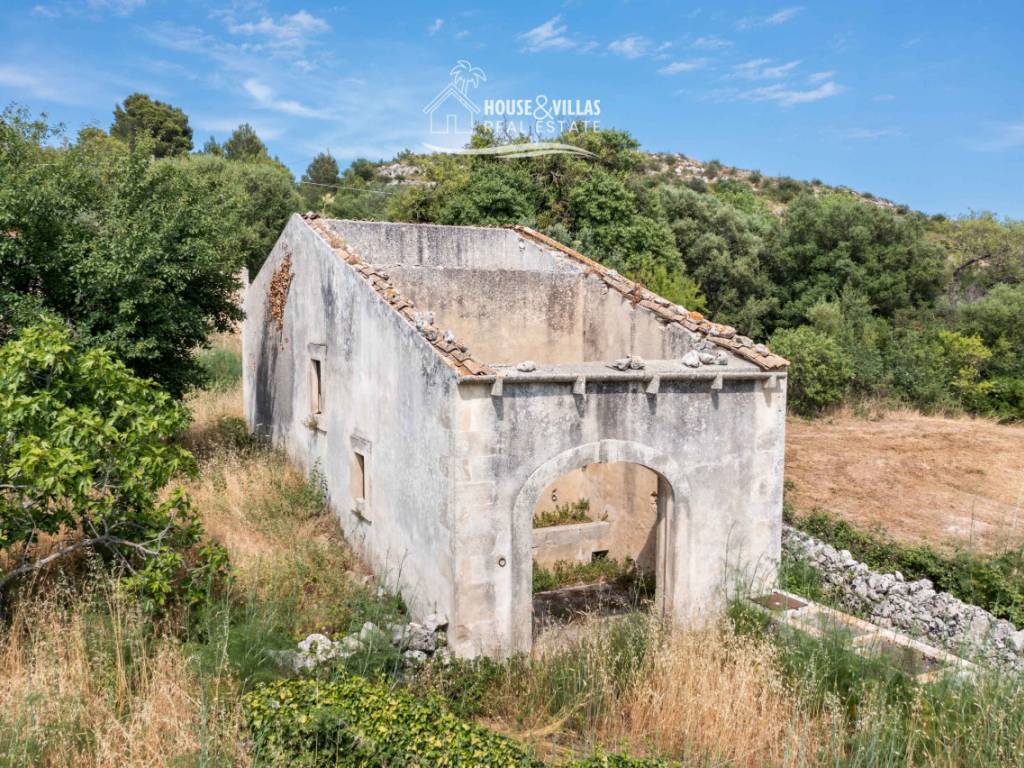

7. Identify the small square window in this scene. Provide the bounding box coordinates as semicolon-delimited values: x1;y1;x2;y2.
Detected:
591;550;609;562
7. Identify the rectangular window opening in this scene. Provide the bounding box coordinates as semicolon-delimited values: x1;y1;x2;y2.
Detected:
352;450;366;503
591;550;609;562
310;359;322;415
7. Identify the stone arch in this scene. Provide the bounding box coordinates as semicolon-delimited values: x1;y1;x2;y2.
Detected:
505;439;693;653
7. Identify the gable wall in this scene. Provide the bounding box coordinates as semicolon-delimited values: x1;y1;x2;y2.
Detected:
243;215;461;622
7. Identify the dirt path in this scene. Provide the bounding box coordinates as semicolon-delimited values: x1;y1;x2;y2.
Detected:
785;412;1024;553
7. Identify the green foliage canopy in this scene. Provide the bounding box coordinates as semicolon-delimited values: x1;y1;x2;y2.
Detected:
110;92;193;158
1;106;299;393
0;320;216;606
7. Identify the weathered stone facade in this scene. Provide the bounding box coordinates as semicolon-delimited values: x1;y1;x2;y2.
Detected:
243;214;789;657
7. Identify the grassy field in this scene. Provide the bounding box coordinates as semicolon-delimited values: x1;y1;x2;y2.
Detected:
4;335;1024;767
786;409;1024;553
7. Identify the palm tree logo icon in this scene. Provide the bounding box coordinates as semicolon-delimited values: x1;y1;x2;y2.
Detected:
423;60;488;135
449;60;486;94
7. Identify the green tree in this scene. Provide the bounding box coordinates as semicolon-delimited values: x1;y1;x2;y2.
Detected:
180;154;302;275
939;213;1024;306
201;136;224;156
224;123;268;161
660;184;778;335
771;193;945;328
110;92;193;158
301;151;341;207
0;108;246;394
769;326;853;416
438;161;537;226
0;320;219;607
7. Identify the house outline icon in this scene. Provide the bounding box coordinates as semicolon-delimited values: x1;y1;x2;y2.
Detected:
423;83;480;135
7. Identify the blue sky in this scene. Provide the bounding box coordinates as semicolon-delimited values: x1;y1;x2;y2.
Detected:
2;1;1022;217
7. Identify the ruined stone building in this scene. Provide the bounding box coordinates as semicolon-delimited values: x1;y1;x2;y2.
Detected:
243;214;789;657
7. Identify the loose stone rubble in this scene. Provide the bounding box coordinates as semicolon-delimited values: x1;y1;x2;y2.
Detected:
783;526;1024;670
271;613;451;673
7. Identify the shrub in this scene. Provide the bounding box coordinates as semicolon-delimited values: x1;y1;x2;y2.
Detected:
245;676;542;767
769;326;852;416
533;499;593;528
0;320;223;609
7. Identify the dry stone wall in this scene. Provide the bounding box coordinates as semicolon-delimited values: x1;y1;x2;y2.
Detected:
783;526;1024;670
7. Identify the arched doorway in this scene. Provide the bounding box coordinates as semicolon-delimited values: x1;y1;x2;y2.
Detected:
506;440;687;653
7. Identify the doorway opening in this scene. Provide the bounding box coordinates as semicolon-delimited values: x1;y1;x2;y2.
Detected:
530;462;671;637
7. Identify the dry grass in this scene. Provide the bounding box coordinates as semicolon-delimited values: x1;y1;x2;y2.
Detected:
0;585;244;767
183;379;375;639
482;616;833;767
786;410;1024;553
595;621;831;766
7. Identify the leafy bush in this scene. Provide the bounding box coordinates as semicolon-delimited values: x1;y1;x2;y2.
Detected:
0;107;299;394
769;326;852;415
568;756;674;767
245;676;542;767
246;675;675;767
0;320;224;609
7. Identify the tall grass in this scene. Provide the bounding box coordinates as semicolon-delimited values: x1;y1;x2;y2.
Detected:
0;582;244;767
418;615;831;767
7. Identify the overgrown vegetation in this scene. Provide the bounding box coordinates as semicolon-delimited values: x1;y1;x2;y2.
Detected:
532;556;653;596
533;499;595;528
0;320;225;611
791;508;1024;625
0;105;299;394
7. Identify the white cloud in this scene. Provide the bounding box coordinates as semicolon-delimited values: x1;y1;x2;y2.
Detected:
839;127;903;140
31;0;144;17
742;80;844;106
243;78;330;119
194;116;284;141
737;6;802;30
658;59;709;75
428;18;443;35
223;9;330;63
968;121;1024;151
0;64;84;104
519;16;575;52
731;58;800;80
766;7;802;25
227;10;329;40
808;70;834;83
692;35;732;50
609;34;653;59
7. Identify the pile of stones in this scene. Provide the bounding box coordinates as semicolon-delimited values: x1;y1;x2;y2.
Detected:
272;613;450;673
783;526;1024;670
